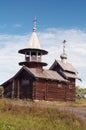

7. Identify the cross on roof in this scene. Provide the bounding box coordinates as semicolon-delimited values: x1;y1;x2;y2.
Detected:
33;17;37;32
63;40;67;54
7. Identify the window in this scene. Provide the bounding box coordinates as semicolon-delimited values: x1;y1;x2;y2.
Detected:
69;85;72;90
22;79;29;86
58;84;62;88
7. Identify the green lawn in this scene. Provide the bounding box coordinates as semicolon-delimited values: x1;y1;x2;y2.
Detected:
0;99;86;130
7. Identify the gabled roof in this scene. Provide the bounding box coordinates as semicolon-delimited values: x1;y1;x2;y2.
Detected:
49;60;81;80
1;66;67;86
57;60;77;73
24;66;67;82
50;60;77;73
63;72;80;80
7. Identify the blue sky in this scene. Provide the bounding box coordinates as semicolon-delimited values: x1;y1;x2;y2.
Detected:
0;0;86;88
0;0;86;34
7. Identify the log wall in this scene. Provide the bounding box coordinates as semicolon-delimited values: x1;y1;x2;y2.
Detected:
3;82;12;98
3;75;76;101
65;79;76;101
33;79;74;101
33;78;76;101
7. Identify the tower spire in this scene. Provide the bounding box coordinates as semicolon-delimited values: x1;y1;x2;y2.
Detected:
63;40;66;54
60;40;67;64
33;17;37;32
27;17;40;49
18;18;48;68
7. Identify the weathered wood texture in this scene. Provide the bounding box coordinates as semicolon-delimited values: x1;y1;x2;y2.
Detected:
3;78;75;101
65;78;76;101
3;69;76;101
3;70;33;99
3;82;12;98
33;79;75;101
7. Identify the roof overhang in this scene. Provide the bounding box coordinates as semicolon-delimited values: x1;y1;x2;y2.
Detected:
18;48;48;55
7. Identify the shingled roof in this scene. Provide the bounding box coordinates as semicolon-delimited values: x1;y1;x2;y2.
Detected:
1;66;67;86
24;66;67;82
50;60;77;73
49;59;81;80
58;60;77;73
63;72;80;79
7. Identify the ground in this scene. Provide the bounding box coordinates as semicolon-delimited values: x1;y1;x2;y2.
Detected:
34;99;86;120
2;98;86;120
0;98;86;130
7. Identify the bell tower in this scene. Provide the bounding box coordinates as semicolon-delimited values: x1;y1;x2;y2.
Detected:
18;17;48;69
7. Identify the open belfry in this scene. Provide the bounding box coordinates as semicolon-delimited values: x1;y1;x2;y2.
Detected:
1;18;80;101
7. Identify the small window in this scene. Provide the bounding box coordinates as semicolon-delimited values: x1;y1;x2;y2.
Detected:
22;79;29;86
69;85;72;90
58;84;62;88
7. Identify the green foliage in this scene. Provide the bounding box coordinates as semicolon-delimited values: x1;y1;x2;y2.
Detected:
76;87;86;94
0;99;85;130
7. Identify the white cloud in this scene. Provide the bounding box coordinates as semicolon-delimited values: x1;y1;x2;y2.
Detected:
13;24;22;28
0;28;86;88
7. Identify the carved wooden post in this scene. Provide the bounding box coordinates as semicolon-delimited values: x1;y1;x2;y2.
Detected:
17;80;20;99
45;80;47;100
32;81;36;100
12;80;15;98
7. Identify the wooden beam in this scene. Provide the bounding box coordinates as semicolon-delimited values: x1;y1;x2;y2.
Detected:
32;81;36;100
17;80;20;99
12;80;15;98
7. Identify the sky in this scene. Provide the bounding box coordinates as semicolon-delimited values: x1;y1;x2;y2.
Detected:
0;0;86;88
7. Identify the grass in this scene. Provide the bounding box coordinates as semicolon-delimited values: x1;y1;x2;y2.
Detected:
0;98;86;130
36;98;86;108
